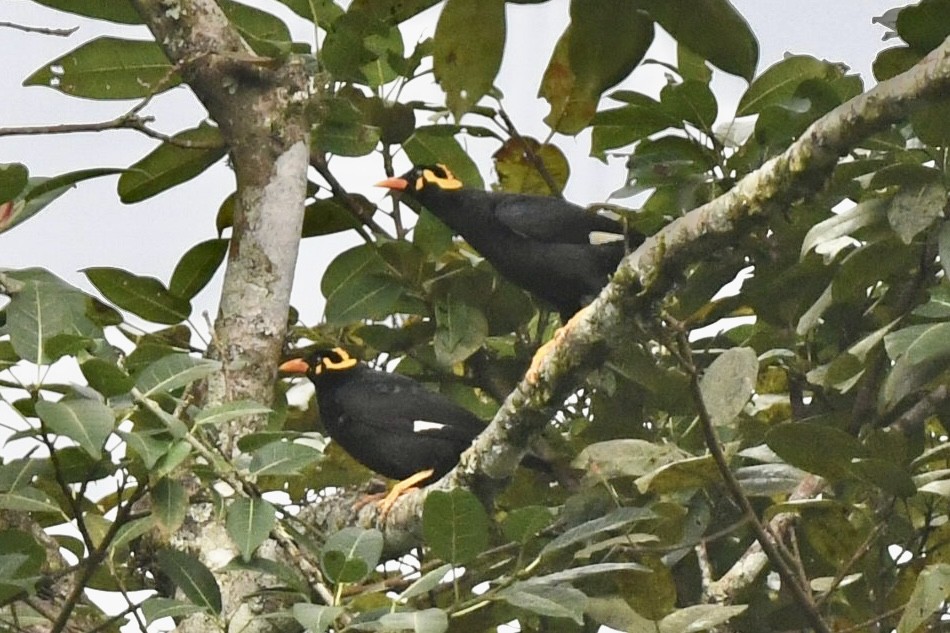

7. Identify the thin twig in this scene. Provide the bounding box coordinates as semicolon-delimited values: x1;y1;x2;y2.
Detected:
310;154;388;239
0;21;78;36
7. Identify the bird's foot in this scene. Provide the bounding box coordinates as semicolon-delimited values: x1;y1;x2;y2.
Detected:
377;468;435;521
526;306;592;384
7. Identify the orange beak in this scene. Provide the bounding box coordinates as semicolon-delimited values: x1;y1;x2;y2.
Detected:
375;177;409;191
278;358;310;374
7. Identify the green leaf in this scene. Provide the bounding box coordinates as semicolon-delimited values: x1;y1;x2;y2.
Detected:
134;354;221;397
4;269;102;363
398;563;454;601
640;0;757;80
873;46;922;82
527;562;649;584
492;137;569;194
897;563;950;633
292;603;345;633
573;439;689;482
140;597;204;625
498;582;586;624
502;506;555;544
539;2;653;134
24;37;177;99
590;93;677;158
321;244;403;325
699;347;758;427
27;0;141;24
433;0;505;118
660;80;718;131
659;604;748;633
887;182;947;244
737;55;833;116
0;164;28;203
320;527;384;584
151;478;188;533
85;267;191;325
0;487;64;516
433;291;488;365
423;488;489;565
227;497;276;562
302;198;362;238
35;399;114;460
220;0;292;58
169;239;229;301
378;609;448;633
766;421;866;480
322;11;404;86
896;0;950;53
542;507;655;556
117;431;173;469
118;123;226;203
800;198;887;260
81;358;134;397
636;454;719;493
194;401;272;427
247;442;322;476
156;549;222;614
312;94;381;157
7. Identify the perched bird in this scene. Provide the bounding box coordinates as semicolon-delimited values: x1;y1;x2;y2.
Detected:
376;164;644;322
279;347;487;514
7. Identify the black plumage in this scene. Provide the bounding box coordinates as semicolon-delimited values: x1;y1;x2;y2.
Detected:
279;348;484;486
377;164;644;321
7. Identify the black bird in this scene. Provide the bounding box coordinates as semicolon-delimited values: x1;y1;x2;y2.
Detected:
279;347;486;513
377;164;644;322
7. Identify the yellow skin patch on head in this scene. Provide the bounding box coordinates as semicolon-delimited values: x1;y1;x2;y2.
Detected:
315;347;358;374
421;166;463;191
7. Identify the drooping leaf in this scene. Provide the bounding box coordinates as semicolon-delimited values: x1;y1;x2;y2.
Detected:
737;55;836;117
322;11;404;86
0;487;65;516
320;527;384;584
26;0;141;24
499;582;586;623
640;0;757;80
156;549;222;614
25;37;178;99
247;441;322;476
140;597;204;625
226;497;277;562
321;244;404;325
897;563;950;633
169;239;229;301
4;269;102;363
398;564;453;601
118;123;226;203
134;354;221;397
220;0;292;58
151;478;188;534
193;401;272;427
292;603;346;633
887;181;947;244
35;399;114;460
312;93;382;156
591;92;678;158
766;421;866;480
542;507;655;556
659;604;748;633
433;291;488;366
433;0;506;118
539;1;654;134
378;609;449;633
423;488;489;564
492;138;569;194
699;347;758;427
80;358;134;397
85;267;192;325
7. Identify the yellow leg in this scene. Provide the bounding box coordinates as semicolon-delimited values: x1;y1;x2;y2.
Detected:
377;468;435;519
526;306;592;384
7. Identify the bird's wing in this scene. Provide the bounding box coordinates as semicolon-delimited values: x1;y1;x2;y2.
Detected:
493;195;624;244
335;374;485;443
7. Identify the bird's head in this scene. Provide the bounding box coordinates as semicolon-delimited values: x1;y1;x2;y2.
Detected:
376;164;464;196
279;347;358;378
